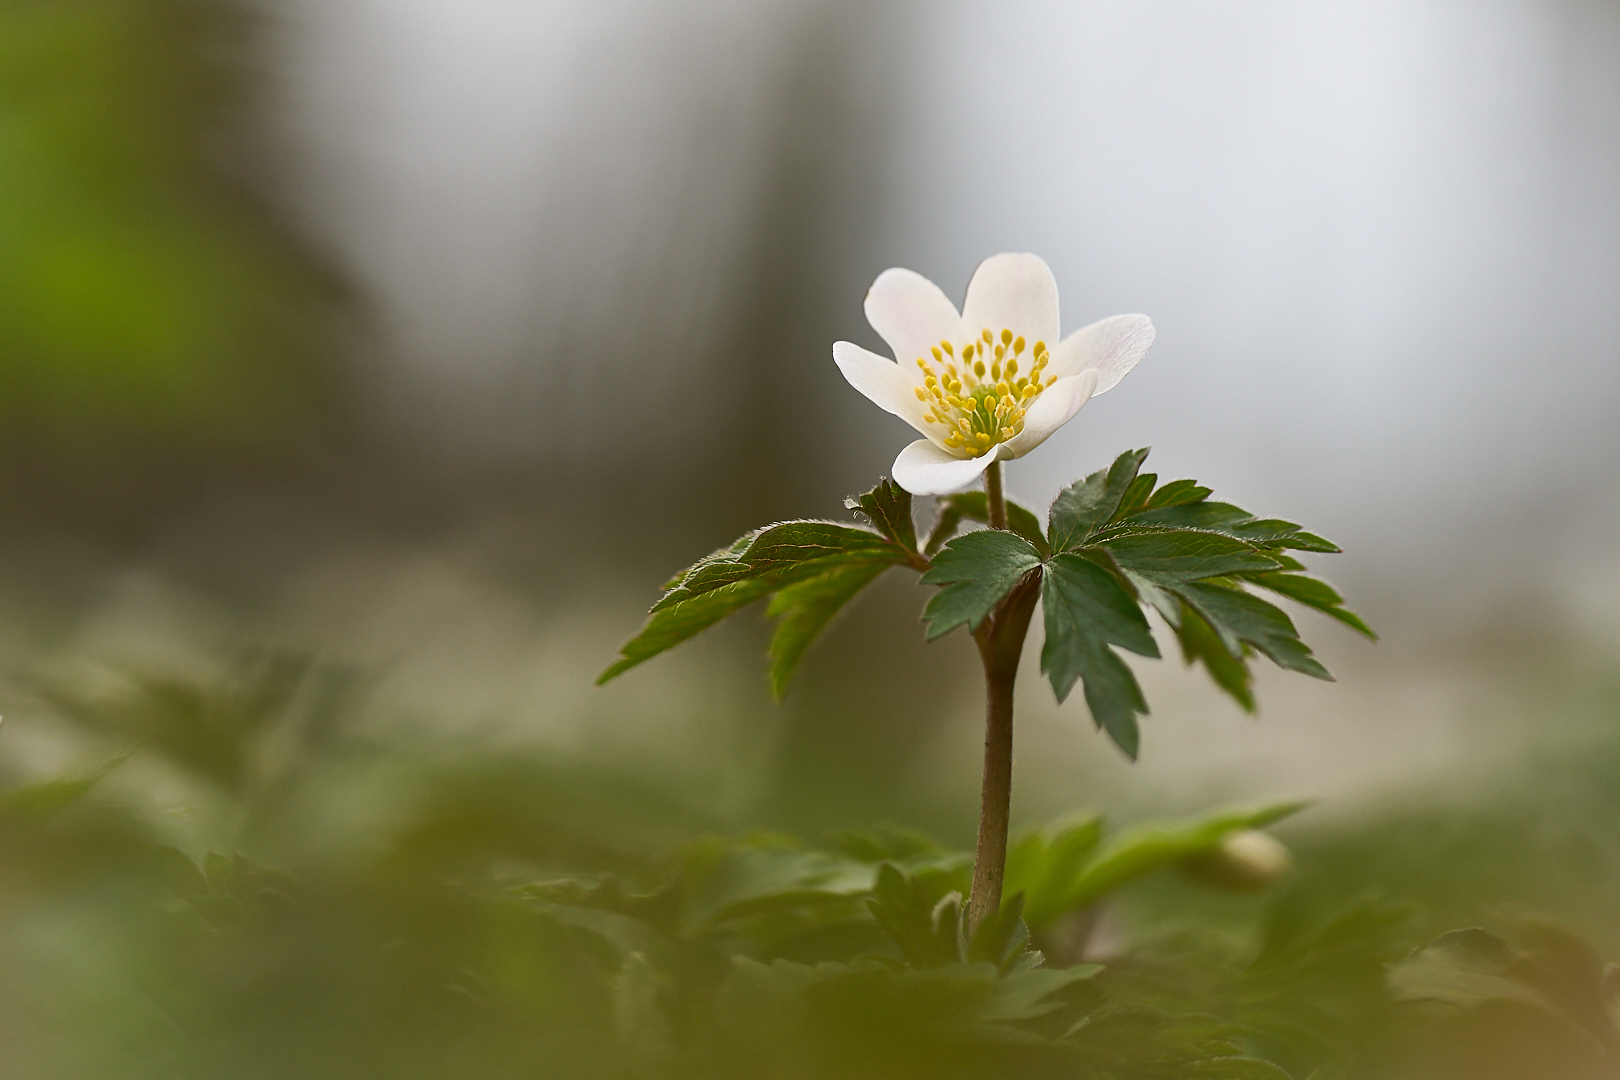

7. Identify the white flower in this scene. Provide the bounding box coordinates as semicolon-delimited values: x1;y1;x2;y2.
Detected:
833;253;1155;496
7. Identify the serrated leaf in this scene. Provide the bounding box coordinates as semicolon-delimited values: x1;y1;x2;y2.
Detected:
1040;553;1159;756
919;531;1042;640
766;562;890;698
1246;572;1377;639
927;490;1049;557
657;520;899;609
602;520;905;684
1102;530;1281;585
1145;478;1212;509
1048;447;1151;552
1175;582;1333;681
600;578;781;684
845;478;919;557
1115;471;1157;519
1176;602;1256;712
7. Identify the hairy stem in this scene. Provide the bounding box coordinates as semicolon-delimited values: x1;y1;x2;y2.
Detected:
966;570;1040;935
985;459;1006;530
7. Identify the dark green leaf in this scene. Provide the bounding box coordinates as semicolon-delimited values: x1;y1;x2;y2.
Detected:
599;578;781;684
926;490;1049;557
1077;647;1147;759
865;864;962;968
1041;553;1159;755
1176;582;1332;681
1246;572;1377;639
658;520;899;609
1102;530;1281;585
766;562;890;699
602;520;905;684
1176;602;1256;712
1146;478;1212;509
1043;554;1159;659
919;531;1042;640
1115;471;1157;519
1048;447;1151;552
845;478;919;558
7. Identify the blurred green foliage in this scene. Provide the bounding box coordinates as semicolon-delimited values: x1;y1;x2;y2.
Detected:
0;0;348;455
4;652;1619;1078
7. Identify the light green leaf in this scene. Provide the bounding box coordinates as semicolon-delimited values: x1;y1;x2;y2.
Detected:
1054;802;1306;915
919;530;1042;640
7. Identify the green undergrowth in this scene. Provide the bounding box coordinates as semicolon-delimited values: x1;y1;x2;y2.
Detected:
2;652;1617;1079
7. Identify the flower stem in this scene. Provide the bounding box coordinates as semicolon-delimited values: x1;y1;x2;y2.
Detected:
966;566;1040;936
985;459;1007;531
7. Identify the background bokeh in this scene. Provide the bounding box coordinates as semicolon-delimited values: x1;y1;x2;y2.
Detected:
2;1;1620;1075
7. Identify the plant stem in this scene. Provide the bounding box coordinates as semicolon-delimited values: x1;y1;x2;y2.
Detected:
985;459;1006;530
966;460;1037;935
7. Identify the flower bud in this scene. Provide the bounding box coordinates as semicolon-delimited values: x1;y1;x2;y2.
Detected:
1179;830;1291;892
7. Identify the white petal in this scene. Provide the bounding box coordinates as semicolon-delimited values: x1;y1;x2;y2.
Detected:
892;439;1008;496
961;253;1059;348
1046;313;1154;394
1002;369;1099;458
864;268;963;367
833;340;939;440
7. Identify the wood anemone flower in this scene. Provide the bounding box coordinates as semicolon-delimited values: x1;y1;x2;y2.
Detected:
833;252;1155;495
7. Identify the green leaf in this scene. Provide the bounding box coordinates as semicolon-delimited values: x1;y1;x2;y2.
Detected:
656;520;899;610
1246;571;1377;639
1145;478;1212;509
865;863;962;968
845;478;919;558
1055;802;1306;914
1175;602;1256;712
1004;815;1105;929
919;531;1042;640
926;490;1049;557
766;562;890;699
1121;500;1342;553
1040;553;1159;757
1043;554;1160;660
1175;582;1333;681
599;577;782;685
1114;471;1158;519
1048;447;1151;552
601;520;905;684
1101;530;1281;585
0;748;134;819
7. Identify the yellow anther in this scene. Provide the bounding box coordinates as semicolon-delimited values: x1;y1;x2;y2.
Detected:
962;343;974;360
975;432;992;445
924;374;937;388
1000;328;1013;346
1006;359;1019;378
940;340;953;356
931;346;942;362
973;360;986;378
1033;341;1046;357
997;381;1011;397
994;343;1004;360
914;387;927;400
1046;375;1057;387
1013;336;1025;354
990;360;1001;380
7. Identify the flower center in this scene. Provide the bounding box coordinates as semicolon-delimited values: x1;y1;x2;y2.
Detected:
912;327;1056;457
